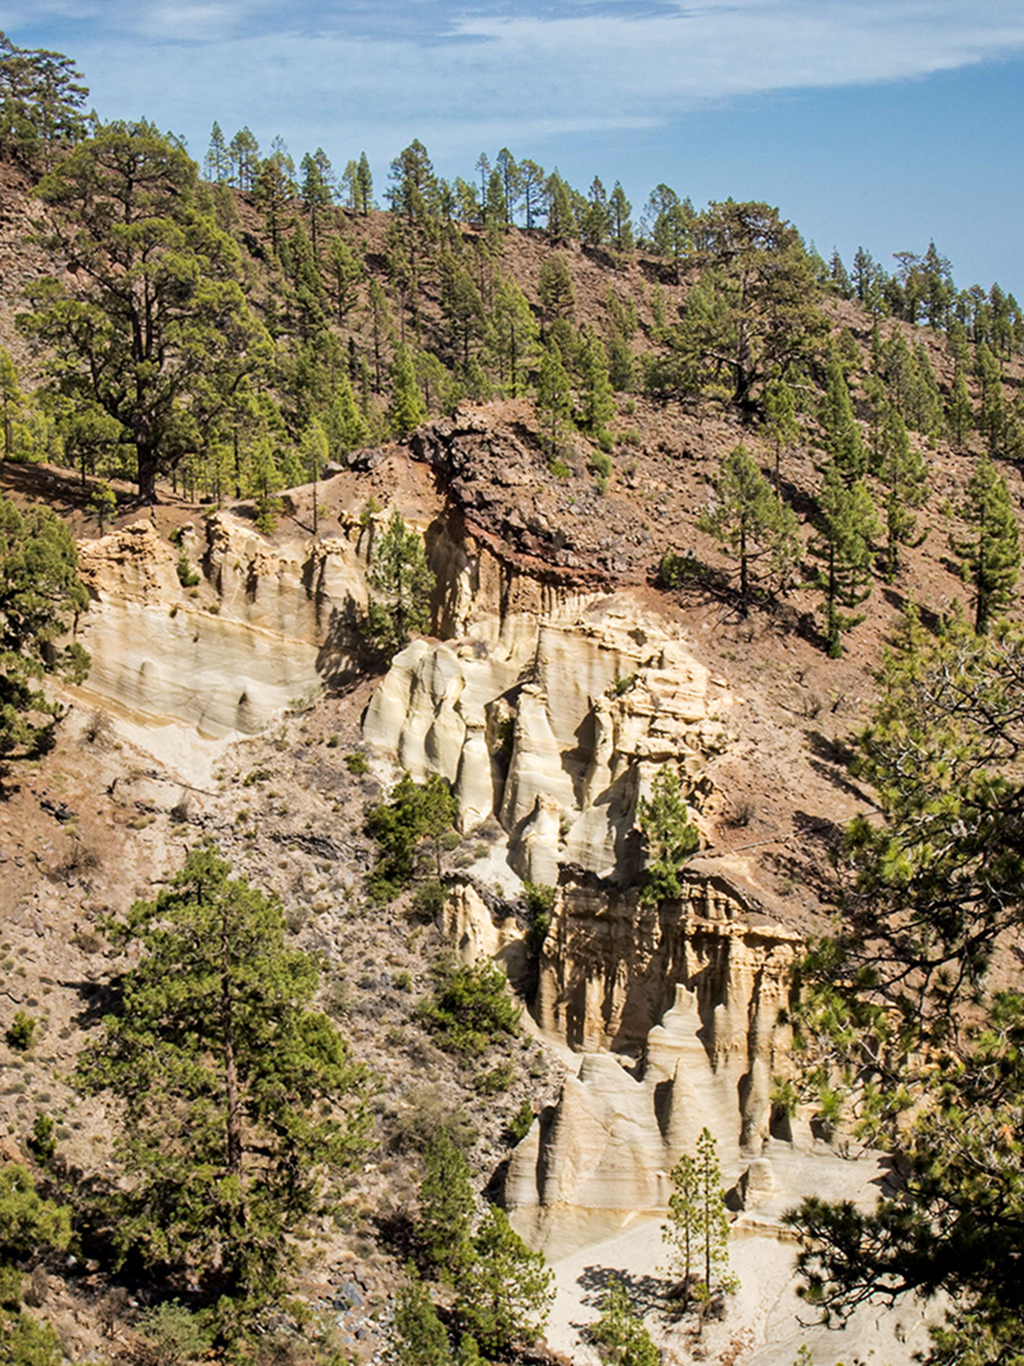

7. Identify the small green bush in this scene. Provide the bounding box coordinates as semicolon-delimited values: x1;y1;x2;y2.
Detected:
419;959;520;1056
137;1300;212;1366
523;882;556;954
176;554;200;589
28;1114;57;1165
474;1061;516;1094
508;1101;535;1143
411;879;446;922
549;458;572;479
344;750;368;774
659;549;702;589
6;1012;36;1051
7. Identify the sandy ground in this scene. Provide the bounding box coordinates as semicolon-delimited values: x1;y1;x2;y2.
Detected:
544;1141;938;1366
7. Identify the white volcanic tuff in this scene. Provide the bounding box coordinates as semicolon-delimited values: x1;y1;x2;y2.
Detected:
76;514;373;738
362;604;726;879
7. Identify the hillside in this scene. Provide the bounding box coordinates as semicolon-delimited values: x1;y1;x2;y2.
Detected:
2;110;1024;1366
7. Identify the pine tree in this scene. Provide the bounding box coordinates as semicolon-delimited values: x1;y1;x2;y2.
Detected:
300;416;329;535
77;845;370;1313
355;152;373;214
764;376;799;493
300;149;334;256
810;462;880;658
588;1278;659;1366
487;276;539;397
454;1206;555;1357
228;125;260;190
388;343;428;436
695;1127;736;1296
0;496;90;763
394;1276;453;1366
495;147;520;224
544;172;577;243
608;182;634;253
204;120;229;182
536;338;573;457
662;1151;700;1284
0;1164;71;1366
976;341;1006;456
637;766;700;906
820;360;866;481
416;1128;475;1282
579;327;616;435
876;407;930;583
484;167;507;232
363;509;435;661
325;374;368;461
661;1128;737;1303
945;367;973;452
537;252;575;324
951;457;1021;633
21;122;268;502
0;345;24;460
519;159;546;229
325;236;363;325
367;279;394;392
697;443;800;608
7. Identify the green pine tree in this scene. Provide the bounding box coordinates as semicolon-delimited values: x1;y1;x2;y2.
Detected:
300;416;329;535
637;767;700;906
951;457;1021;633
454;1206;555;1357
325;374;368;461
388;343;428;436
487;276;539;398
820;360;866;482
945;367;974;452
416;1128;475;1282
363;509;435;662
697;443;800;608
876;407;930;583
0;1164;71;1366
394;1275;453;1366
536;338;573;458
0;496;90;763
579;327;616;435
764;376;799;493
76;845;370;1317
588;1278;658;1366
810;462;880;657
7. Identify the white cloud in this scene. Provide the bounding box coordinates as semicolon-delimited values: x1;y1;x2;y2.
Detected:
11;0;1024;161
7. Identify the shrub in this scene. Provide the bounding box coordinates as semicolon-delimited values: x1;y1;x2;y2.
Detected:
366;773;458;901
6;1012;36;1051
507;1101;535;1143
27;1115;56;1165
659;548;702;588
344;750;368;774
474;1061;516;1094
175;553;200;589
411;878;446;922
419;959;520;1056
523;882;556;954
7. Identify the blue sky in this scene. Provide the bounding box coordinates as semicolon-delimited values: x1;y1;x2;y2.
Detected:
8;1;1024;295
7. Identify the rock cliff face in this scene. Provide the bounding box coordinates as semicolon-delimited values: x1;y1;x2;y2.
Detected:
363;600;727;881
445;865;801;1254
75;512;373;739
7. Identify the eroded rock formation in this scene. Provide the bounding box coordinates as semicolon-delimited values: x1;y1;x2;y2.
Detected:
76;512;373;738
363;601;727;880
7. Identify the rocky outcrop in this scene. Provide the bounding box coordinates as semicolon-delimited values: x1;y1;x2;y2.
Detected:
363;600;727;880
76;513;374;738
440;862;801;1254
506;986;748;1255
